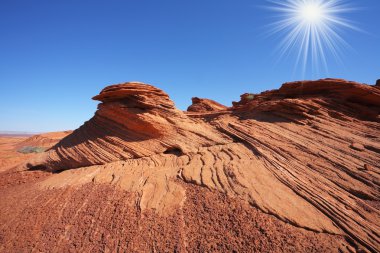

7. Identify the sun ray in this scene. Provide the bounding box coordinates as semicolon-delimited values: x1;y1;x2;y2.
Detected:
265;0;358;77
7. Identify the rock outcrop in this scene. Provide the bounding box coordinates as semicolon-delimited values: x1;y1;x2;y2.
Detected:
1;79;379;252
187;97;227;112
43;82;228;170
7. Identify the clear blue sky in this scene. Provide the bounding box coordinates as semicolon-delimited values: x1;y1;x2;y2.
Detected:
1;0;379;132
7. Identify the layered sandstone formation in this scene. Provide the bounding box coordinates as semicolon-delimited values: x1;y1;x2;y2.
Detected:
1;79;379;252
187;97;228;112
41;82;228;171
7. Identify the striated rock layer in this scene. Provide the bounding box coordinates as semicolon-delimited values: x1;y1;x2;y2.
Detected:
1;79;379;252
42;82;228;171
187;97;228;112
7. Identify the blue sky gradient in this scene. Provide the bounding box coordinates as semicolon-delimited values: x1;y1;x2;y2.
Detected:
1;0;379;132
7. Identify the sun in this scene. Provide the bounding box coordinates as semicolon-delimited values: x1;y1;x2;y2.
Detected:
266;0;358;76
299;3;324;22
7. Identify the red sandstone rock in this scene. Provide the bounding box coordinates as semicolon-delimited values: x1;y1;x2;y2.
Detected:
350;143;365;151
42;82;228;171
0;78;379;252
232;93;256;107
93;82;175;109
187;97;227;112
363;164;374;171
232;79;380;123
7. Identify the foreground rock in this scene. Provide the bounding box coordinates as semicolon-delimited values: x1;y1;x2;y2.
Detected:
1;79;379;252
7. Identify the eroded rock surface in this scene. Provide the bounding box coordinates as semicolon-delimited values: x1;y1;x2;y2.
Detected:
1;79;379;252
187;97;228;112
43;82;228;170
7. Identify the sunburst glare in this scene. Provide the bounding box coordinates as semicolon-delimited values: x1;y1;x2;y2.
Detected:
299;3;324;22
266;0;359;76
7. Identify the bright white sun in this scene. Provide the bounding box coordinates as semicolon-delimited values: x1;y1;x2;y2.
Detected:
299;3;324;22
267;0;358;75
